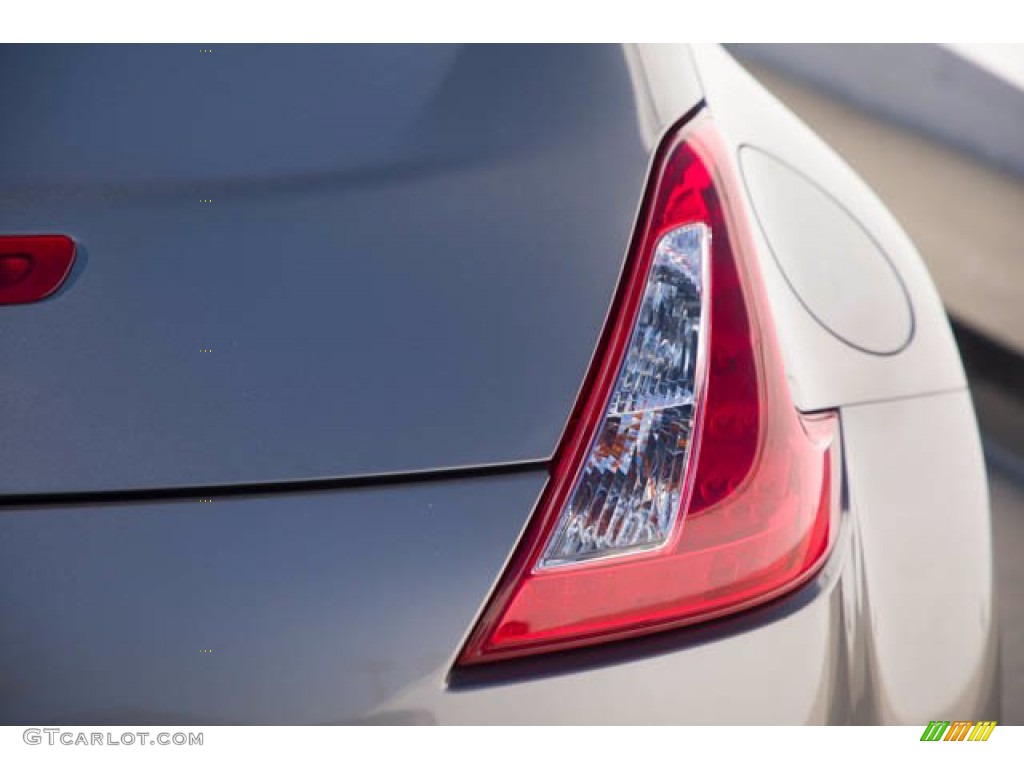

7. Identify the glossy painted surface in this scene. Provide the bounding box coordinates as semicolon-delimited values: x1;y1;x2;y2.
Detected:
386;539;857;724
0;44;650;494
369;395;997;724
0;44;999;724
841;391;998;723
0;471;545;724
739;147;914;355
683;45;968;410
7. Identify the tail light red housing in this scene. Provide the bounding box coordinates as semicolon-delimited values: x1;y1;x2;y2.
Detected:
0;235;77;305
459;113;839;665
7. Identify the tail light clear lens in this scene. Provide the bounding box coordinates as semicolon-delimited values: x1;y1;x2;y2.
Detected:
458;113;839;664
541;221;709;568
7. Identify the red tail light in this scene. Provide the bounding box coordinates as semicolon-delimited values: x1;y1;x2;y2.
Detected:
0;235;77;305
458;113;839;665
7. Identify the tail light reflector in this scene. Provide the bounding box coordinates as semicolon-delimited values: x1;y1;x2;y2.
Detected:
0;235;77;305
459;113;839;664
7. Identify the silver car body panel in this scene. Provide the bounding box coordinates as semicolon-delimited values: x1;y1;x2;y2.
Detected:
0;44;997;724
636;44;967;411
0;44;654;495
0;471;545;724
374;394;997;724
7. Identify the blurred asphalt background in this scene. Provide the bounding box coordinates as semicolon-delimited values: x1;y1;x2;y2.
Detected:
731;44;1024;724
